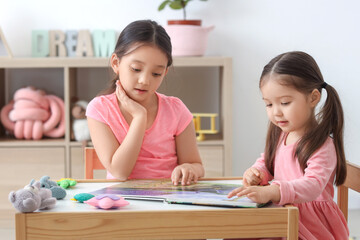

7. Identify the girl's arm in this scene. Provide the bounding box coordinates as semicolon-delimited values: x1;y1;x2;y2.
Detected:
229;139;337;205
87;113;146;180
172;121;204;185
88;81;147;180
272;138;337;205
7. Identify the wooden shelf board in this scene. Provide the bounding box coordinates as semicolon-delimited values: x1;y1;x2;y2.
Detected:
197;139;224;145
0;56;230;68
70;141;92;147
173;56;231;67
0;137;66;147
0;57;109;68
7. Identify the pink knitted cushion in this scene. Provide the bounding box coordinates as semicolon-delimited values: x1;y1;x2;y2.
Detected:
0;87;65;140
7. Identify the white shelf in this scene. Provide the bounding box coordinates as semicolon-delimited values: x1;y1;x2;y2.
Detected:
0;56;232;178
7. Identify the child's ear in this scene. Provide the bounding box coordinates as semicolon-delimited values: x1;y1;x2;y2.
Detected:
110;53;120;74
310;89;321;107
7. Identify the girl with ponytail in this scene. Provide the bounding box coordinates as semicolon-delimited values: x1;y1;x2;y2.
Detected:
228;51;348;239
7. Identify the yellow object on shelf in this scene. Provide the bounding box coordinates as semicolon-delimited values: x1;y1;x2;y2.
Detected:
192;113;218;141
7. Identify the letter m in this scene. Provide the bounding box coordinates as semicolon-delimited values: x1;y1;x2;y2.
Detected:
92;30;116;57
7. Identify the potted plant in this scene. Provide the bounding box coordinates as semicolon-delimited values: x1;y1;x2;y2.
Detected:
158;0;207;26
158;0;213;56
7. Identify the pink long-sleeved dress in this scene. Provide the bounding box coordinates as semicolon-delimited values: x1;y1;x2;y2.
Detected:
253;136;349;240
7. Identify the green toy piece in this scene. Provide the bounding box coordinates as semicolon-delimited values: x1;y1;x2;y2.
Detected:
57;178;77;189
71;193;95;203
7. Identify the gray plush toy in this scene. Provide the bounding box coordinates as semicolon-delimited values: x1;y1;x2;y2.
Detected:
39;175;66;200
8;179;56;213
35;180;57;209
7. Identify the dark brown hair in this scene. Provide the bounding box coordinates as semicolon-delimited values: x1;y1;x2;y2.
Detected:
260;51;346;185
101;19;172;95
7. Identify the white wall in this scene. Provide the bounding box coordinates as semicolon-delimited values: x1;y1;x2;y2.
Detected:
1;0;359;208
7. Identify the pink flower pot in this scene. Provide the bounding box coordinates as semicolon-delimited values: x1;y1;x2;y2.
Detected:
164;25;215;56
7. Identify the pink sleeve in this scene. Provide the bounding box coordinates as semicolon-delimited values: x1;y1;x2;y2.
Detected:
85;97;108;124
252;153;274;185
272;139;337;205
171;97;193;136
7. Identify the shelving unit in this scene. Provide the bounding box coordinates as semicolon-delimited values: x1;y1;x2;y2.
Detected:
0;57;232;182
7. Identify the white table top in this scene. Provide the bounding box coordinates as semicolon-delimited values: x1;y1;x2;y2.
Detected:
38;179;268;213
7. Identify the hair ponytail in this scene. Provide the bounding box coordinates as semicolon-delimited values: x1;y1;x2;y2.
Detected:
320;84;346;184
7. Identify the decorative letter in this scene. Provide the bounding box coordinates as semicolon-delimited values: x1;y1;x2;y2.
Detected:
76;30;94;57
65;31;78;57
92;30;116;57
49;30;67;57
32;30;49;57
0;27;13;57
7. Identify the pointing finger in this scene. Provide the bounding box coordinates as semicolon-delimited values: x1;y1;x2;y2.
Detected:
227;187;244;198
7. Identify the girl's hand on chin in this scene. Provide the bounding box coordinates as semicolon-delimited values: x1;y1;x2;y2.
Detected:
116;80;146;118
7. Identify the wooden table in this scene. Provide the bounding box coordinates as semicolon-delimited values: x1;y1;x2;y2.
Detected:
15;179;298;239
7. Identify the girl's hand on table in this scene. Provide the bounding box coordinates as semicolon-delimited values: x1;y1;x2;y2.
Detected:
171;163;199;186
242;167;264;187
227;185;280;204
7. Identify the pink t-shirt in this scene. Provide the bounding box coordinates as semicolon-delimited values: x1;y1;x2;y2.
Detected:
86;92;193;179
252;135;349;240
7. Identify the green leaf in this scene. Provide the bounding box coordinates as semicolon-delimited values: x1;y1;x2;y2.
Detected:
158;0;171;11
169;0;184;10
159;0;207;11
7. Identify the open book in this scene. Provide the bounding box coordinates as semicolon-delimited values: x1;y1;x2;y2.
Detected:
90;179;267;208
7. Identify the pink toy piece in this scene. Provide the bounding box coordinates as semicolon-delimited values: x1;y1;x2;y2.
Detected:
0;86;65;140
84;194;129;210
95;194;121;200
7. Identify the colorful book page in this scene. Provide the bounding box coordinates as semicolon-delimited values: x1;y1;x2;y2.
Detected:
90;180;267;208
